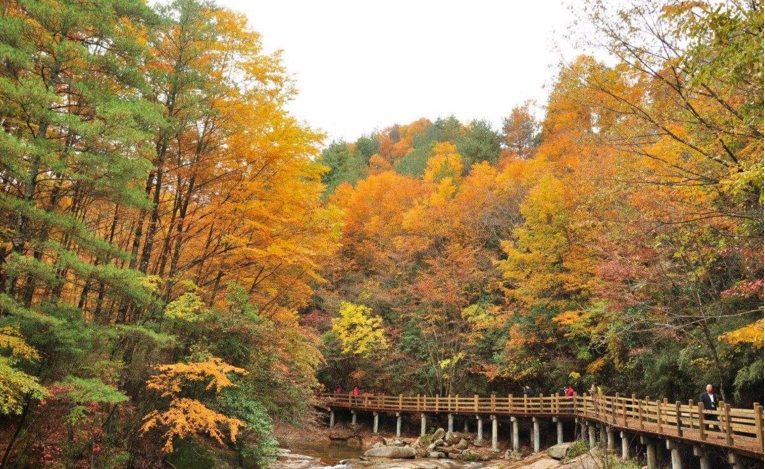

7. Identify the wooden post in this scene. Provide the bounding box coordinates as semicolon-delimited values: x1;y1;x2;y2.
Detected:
724;403;733;445
455;394;459;412
491;393;496;413
755;403;763;449
474;394;479;412
435;395;440;412
614;393;619;424
399;393;403;410
622;397;627;425
656;400;662;432
698;402;706;441
675;401;683;437
509;394;513;412
638;398;644;429
524;394;528;413
689;399;695;430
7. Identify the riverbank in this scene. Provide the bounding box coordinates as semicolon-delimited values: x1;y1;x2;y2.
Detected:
272;421;637;469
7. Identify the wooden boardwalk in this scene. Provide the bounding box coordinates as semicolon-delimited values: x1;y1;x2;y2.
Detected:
319;392;764;459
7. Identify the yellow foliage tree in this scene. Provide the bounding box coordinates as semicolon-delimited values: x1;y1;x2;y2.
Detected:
331;302;388;356
141;358;248;453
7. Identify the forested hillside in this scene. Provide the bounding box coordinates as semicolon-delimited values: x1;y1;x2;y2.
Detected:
313;1;763;408
0;0;761;468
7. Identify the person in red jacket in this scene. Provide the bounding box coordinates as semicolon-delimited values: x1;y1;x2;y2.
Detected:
564;385;576;397
352;386;359;404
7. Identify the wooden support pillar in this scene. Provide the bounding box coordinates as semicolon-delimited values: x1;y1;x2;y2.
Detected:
373;412;379;434
420;413;427;437
329;409;335;428
511;416;519;452
532;417;540;453
447;413;454;433
396;412;402;437
476;415;483;441
641;436;656;469
464;418;469;433
588;423;596;449
553;417;563;444
351;410;357;426
600;423;607;448
620;431;629;460
693;446;710;469
579;418;587;442
666;440;683;469
490;415;498;451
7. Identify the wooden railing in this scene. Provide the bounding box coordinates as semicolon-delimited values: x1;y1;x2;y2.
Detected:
319;392;764;457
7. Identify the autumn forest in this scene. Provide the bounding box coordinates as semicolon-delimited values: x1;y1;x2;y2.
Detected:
0;0;762;468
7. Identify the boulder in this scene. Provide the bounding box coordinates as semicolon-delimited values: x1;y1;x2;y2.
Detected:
363;446;417;459
433;438;444;447
547;442;575;460
427;452;446;459
455;439;469;450
525;459;560;469
431;428;446;441
472;439;484;447
444;432;459;445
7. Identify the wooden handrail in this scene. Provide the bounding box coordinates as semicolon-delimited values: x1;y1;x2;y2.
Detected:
318;392;764;456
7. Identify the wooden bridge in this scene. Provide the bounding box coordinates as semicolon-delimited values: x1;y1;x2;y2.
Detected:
319;392;764;468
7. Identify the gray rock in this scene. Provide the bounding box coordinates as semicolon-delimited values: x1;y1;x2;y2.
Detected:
444;432;459;445
547;442;575;460
455;439;469;450
363;446;417;459
426;451;445;459
472;439;484;447
431;428;446;441
433;438;444;447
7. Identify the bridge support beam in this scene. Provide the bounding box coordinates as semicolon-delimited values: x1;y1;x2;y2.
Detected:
640;436;657;469
532;417;540;453
578;419;587;442
476;415;483;441
607;426;615;452
329;409;335;428
490;415;498;451
693;446;710;469
620;431;630;460
396;412;402;437
464;418;469;433
599;423;607;449
553;417;563;444
447;413;454;433
728;453;744;469
511;417;519;452
420;413;427;437
666;440;683;469
588;423;596;449
351;410;357;426
373;412;379;434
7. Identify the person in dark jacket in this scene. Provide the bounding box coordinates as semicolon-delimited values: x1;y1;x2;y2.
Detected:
523;385;534;397
699;384;719;431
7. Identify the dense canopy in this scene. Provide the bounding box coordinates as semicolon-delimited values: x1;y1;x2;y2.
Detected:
0;0;761;468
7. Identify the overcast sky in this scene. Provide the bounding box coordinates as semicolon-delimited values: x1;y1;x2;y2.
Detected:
221;0;577;143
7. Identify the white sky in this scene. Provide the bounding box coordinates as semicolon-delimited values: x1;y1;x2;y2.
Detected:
221;0;578;143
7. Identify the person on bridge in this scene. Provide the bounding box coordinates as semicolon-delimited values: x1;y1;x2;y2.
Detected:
699;384;720;431
335;386;343;394
523;385;534;397
352;386;359;404
564;385;575;397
